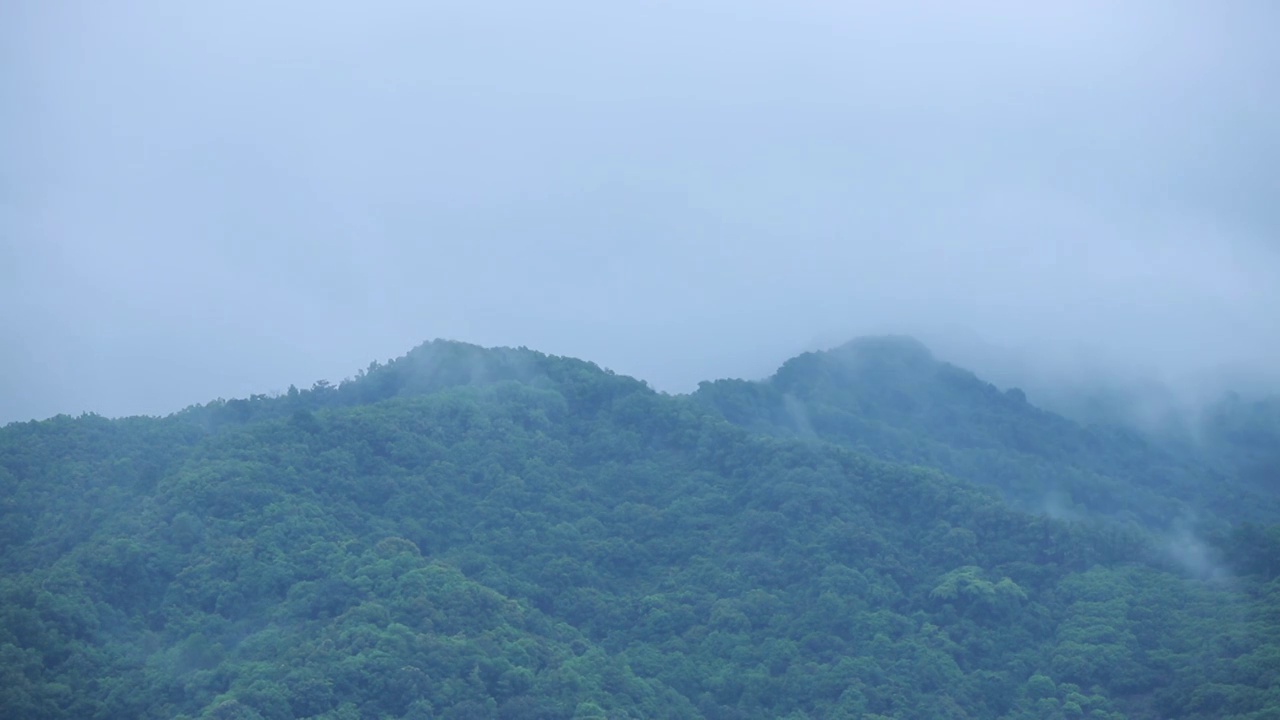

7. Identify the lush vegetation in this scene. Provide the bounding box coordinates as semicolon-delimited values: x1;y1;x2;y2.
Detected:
2;339;1278;719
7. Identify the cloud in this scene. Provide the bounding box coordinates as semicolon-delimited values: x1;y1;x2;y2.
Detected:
2;0;1277;421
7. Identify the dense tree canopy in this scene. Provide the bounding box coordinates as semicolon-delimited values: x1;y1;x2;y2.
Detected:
2;339;1278;719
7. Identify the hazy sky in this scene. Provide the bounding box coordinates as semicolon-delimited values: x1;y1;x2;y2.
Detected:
3;1;1278;423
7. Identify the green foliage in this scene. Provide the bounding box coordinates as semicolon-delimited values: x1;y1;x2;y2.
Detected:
2;339;1278;719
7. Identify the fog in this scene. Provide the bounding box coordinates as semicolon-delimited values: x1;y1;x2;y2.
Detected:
3;1;1278;424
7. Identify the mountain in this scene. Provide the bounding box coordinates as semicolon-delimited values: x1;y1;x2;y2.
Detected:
2;339;1279;720
692;335;1280;526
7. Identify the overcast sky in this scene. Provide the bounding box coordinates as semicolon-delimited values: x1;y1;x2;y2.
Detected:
3;1;1278;423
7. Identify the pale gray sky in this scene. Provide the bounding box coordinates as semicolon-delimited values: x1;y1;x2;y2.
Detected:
3;1;1278;422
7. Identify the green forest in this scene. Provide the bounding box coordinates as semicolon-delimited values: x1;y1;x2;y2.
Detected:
2;338;1279;719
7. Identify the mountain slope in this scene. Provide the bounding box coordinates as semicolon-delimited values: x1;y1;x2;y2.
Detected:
1197;394;1280;494
2;340;1279;720
693;335;1278;526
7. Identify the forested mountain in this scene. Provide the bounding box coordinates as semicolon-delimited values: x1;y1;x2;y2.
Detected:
692;336;1280;526
2;339;1279;720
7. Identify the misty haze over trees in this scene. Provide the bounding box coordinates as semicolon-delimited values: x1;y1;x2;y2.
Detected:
3;1;1279;719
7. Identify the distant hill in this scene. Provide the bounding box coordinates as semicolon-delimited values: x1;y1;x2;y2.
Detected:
2;339;1278;720
693;335;1280;526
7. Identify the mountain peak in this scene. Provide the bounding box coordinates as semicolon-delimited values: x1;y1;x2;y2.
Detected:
769;334;946;396
831;334;937;363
